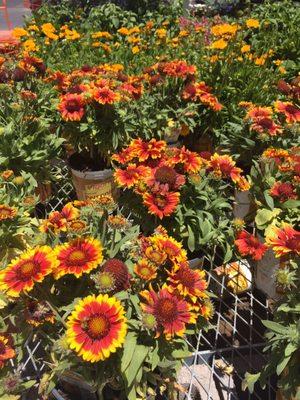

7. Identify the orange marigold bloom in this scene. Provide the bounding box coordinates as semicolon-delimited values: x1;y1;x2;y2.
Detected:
151;234;186;263
111;146;136;164
274;101;300;124
246;106;273;120
0;335;15;368
0;205;17;221
134;259;157;281
140;287;195;339
0;246;57;297
270;182;297;202
235;231;267;261
265;224;300;257
131;138;166;162
143;191;180;219
209;154;249;190
179;148;202;173
66;294;127;362
160;60;196;78
93;87;120;105
167;267;207;303
1;170;14;180
58;94;85;121
114;164;150;188
53;237;103;279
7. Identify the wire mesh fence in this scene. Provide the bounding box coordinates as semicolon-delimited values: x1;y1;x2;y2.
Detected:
18;162;274;399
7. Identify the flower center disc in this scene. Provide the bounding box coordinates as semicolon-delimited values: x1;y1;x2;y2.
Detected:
87;315;110;339
20;262;36;276
155;166;177;186
177;269;194;288
157;298;177;323
67;101;81;112
68;250;86;264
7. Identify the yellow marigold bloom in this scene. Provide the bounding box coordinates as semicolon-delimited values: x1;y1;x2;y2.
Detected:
127;36;140;44
64;29;81;40
92;42;101;47
23;39;39;52
179;30;189;37
132;46;140;54
128;27;140;35
118;27;130;35
210;38;228;50
279;66;286;74
155;28;167;39
12;27;28;39
273;59;283;66
246;19;260;29
41;23;59;40
27;25;39;32
211;23;239;37
210;54;219;63
92;31;113;40
255;55;267;65
66;294;127;362
241;44;251;53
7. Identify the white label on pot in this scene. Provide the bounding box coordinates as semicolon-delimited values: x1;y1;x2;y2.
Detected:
255;248;281;300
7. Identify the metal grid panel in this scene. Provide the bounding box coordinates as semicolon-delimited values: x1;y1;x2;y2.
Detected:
21;163;273;399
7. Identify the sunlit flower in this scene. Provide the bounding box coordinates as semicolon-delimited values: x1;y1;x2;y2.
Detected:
114;164;150;188
235;231;267;261
53;237;103;279
209;154;249;190
39;211;67;233
131;138;166;162
144;246;167;265
93;87;120;105
0;246;57;297
0;205;17;221
241;45;251;53
246;106;273;120
1;170;14;180
66;294;127;362
68;219;87;232
265;224;300;257
41;23;58;40
211;23;239;37
143;191;180;219
168;267;207;303
25;300;55;327
250;117;282;136
134;259;157;281
58;94;85;121
61;203;80;221
274;101;300;124
140;287;195;339
179;148;202;173
12;27;28;39
151;234;186;263
246;19;260;29
0;335;15;368
210;39;228;50
270;182;297;202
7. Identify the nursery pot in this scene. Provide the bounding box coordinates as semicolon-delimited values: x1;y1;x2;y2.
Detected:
69;153;118;201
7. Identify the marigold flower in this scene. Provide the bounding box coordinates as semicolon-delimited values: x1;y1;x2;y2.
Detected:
241;45;251;53
270;182;297;202
93;87;120;105
265;224;300;257
0;205;17;221
246;19;260;29
66;294;127;362
0;335;15;368
134;259;157;281
0;246;57;297
211;23;239;37
140;287;195;339
246;106;273;120
12;27;28;38
131;138;166;162
167;267;207;303
274;101;300;124
235;231;267;261
53;237;103;279
58;94;85;121
143;191;180;219
210;39;228;50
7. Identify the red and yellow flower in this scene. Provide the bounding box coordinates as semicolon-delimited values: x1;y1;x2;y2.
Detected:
274;101;300;124
61;203;80;221
143;191;180;219
140;287;195;339
250;117;282;136
134;259;157;281
58;93;85;121
114;164;150;188
66;294;127;362
0;335;15;368
265;224;300;257
167;267;207;303
39;211;68;233
235;231;267;261
0;246;57;297
270;182;297;202
246;106;273;120
0;205;17;221
93;87;120;105
53;237;103;279
131;138;166;162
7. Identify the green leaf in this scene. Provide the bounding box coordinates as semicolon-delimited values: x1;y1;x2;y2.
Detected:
262;320;287;335
276;356;291;376
124;345;149;387
187;225;195;252
242;372;260;393
281;200;300;209
121;332;137;373
255;208;280;228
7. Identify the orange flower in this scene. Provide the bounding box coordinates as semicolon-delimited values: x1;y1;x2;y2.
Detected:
270;182;297;202
143;191;180;219
265;224;300;257
159;60;196;78
111;146;136;164
250;117;282;136
0;205;17;221
134;259;157;281
1;170;14;180
246;106;273;120
140;287;195;339
93;87;120;105
179;148;202;173
39;211;67;233
209;154;249;189
235;231;267;261
58;94;85;121
0;247;57;297
0;335;15;368
61;203;80;221
167;267;207;303
131;138;166;162
114;164;150;188
53;237;103;279
274;101;300;124
151;234;186;263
